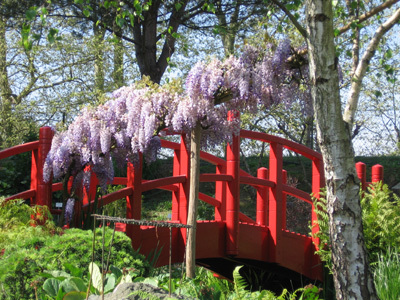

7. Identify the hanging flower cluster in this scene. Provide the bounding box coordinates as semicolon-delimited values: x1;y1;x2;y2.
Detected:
44;42;309;191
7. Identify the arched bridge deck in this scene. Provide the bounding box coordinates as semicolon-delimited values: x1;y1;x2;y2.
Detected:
0;127;384;284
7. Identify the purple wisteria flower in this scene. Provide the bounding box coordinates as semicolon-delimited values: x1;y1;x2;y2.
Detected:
43;39;308;193
65;198;75;224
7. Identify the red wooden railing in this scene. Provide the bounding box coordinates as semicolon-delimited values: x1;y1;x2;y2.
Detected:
0;126;384;281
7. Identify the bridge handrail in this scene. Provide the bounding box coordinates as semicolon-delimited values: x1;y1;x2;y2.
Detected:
0;141;39;160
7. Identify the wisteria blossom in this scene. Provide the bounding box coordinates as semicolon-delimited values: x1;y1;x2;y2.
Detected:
44;42;310;191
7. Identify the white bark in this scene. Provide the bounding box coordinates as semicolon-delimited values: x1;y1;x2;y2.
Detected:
305;0;377;298
343;7;400;129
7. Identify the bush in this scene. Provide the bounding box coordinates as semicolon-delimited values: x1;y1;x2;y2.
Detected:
361;182;400;262
0;199;150;300
312;182;400;268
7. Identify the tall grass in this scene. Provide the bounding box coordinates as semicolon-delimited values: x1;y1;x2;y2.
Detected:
373;247;400;300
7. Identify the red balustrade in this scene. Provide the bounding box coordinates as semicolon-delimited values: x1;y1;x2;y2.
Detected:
0;125;385;282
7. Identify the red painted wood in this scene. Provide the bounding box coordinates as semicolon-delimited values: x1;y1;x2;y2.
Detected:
34;127;53;207
178;135;190;258
225;111;240;256
356;162;366;191
372;164;383;183
3;125;386;284
171;148;180;222
282;170;287;230
311;159;324;250
82;187;133;209
0;141;39;160
198;192;221;208
256;167;268;226
4;190;36;202
240;130;323;161
215;164;226;222
268;142;283;262
126;156;143;249
141;175;185;192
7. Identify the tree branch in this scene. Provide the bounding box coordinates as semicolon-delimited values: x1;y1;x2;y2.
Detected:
338;0;400;35
343;7;400;128
269;0;307;38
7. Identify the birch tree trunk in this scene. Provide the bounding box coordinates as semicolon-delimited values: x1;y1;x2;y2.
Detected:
185;123;202;278
305;1;377;298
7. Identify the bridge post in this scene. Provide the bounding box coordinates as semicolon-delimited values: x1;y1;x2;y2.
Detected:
226;111;240;256
371;164;383;183
268;142;283;262
31;127;53;208
215;164;227;222
311;159;324;247
355;162;366;191
282;170;287;230
256;167;268;226
126;154;143;249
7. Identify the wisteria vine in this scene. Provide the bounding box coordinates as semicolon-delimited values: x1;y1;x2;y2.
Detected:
44;42;309;194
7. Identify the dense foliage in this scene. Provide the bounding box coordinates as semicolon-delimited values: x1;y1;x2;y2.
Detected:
312;182;400;270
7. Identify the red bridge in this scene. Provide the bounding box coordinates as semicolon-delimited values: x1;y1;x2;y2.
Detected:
0;127;383;289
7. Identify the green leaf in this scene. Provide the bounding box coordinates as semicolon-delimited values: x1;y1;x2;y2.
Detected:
374;90;382;97
104;274;117;293
385;49;393;59
116;16;125;27
47;28;59;44
43;278;62;297
89;262;103;292
64;263;83;278
26;8;37;21
42;270;71;280
175;2;182;11
142;277;158;287
334;28;340;37
62;291;86;300
109;265;122;279
83;9;90;17
61;277;87;293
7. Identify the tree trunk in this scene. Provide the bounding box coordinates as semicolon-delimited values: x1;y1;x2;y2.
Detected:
305;0;377;299
112;30;124;89
93;23;105;97
185;123;202;278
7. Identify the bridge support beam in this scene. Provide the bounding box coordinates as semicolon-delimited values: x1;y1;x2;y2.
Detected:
256;167;268;226
226;111;240;256
268;142;283;262
126;155;143;249
31;127;53;208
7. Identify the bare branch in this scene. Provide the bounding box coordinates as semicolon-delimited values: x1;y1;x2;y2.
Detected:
269;0;307;38
338;0;400;35
343;7;400;128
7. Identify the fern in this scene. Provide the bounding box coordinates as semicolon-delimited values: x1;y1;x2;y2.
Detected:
310;189;332;271
311;182;400;269
361;182;400;262
232;266;248;298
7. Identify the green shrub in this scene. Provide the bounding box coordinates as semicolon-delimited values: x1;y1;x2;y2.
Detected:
0;199;150;300
312;182;400;267
361;182;400;262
